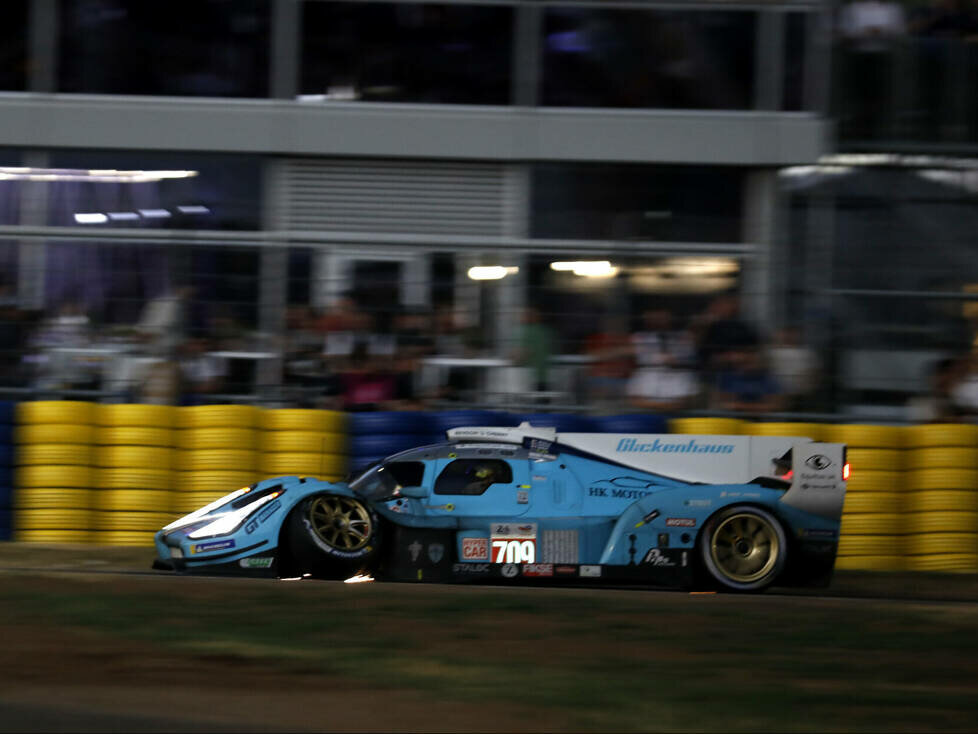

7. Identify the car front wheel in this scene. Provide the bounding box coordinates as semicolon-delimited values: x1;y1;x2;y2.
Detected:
286;494;380;580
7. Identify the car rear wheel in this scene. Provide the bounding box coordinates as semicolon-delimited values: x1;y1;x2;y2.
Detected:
286;494;380;580
700;505;786;592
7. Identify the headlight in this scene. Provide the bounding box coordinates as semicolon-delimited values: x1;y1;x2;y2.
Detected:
186;491;284;539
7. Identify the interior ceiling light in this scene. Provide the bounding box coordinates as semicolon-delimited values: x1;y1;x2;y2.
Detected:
550;261;619;278
0;167;198;183
467;266;519;281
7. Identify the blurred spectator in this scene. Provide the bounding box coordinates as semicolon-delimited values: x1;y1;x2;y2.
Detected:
907;355;967;422
632;308;696;368
30;300;96;391
768;326;821;411
712;347;785;414
583;314;634;407
178;337;227;401
950;351;978;420
338;342;398;412
626;363;700;413
136;285;193;357
693;293;760;385
514;306;556;393
317;294;371;364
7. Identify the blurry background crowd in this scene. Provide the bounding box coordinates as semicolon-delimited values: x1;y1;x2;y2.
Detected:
2;0;978;423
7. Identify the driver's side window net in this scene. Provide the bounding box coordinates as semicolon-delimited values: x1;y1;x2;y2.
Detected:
434;459;513;495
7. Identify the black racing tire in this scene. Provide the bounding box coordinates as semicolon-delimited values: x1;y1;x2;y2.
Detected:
286;494;381;580
699;505;787;592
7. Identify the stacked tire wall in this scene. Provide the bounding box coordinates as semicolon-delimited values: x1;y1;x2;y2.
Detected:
0;402;13;541
261;409;348;481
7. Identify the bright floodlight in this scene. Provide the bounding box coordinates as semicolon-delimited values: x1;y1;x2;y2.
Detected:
468;266;518;281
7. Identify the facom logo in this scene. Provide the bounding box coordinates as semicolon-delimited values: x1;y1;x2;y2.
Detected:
616;438;735;455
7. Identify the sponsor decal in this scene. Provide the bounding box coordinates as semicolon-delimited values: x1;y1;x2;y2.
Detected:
453;563;491;575
530;453;557;462
616;437;734;455
801;528;838;539
525;438;554;453
500;564;519;578
238;556;274;569
492;523;537;563
686;499;711;507
579;565;602;578
554;565;577;576
805;454;833;471
642;548;676;567
408;540;423;563
588;486;654;500
801;482;838;491
244;519;258;534
517;490;529;504
665;518;696;528
428;543;445;564
522;563;554;577
191;539;235;554
257;500;280;523
462;537;489;560
532;475;546;482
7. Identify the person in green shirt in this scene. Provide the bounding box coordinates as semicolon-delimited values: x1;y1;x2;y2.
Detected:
515;306;555;392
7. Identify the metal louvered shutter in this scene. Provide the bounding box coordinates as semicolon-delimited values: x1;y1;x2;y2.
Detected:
272;158;514;236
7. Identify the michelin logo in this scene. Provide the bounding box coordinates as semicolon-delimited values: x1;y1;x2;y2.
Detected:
616;438;735;455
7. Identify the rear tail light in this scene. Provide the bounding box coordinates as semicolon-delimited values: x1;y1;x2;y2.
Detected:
842;463;851;481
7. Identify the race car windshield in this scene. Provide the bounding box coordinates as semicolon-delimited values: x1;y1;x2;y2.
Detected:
350;461;425;502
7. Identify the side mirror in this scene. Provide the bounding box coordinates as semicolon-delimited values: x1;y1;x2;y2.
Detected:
399;486;428;499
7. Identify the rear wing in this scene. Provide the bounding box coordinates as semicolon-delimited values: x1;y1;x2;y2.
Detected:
779;442;849;521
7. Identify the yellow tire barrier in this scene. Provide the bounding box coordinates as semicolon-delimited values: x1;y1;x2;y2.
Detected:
907;490;978;513
835;555;904;572
669;418;744;435
94;511;172;532
16;444;92;466
15;508;92;530
846;449;904;472
177;427;258;451
92;530;157;547
177;449;257;472
170;491;238;515
259;452;347;477
907;447;978;470
96;446;172;469
905;424;978;448
826;424;905;448
845;470;903;493
840;513;904;535
907;533;978;555
15;423;94;445
16;465;92;489
262;409;347;433
96;426;174;447
905;554;978;573
97;404;174;427
17;401;95;425
843;492;903;514
262;431;348;454
15;529;91;544
838;534;901;556
912;511;978;534
906;469;978;491
97;468;172;491
14;488;92;510
175;471;256;493
96;489;171;512
177;405;261;429
744;422;826;440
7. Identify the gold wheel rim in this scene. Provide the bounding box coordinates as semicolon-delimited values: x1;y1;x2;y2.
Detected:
710;512;779;584
309;496;372;551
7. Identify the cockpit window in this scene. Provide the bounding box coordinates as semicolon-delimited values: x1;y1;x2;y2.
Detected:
434;459;513;495
350;461;425;501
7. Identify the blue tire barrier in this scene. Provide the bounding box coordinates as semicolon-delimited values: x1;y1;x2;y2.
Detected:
0;485;11;509
0;423;11;445
428;410;512;434
0;401;13;425
349;455;386;473
0;444;10;467
0;510;10;541
349;433;439;458
348;411;433;436
592;414;668;434
513;413;597;432
0;466;11;489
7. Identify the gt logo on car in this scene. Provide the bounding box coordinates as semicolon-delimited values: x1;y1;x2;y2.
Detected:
492;539;535;564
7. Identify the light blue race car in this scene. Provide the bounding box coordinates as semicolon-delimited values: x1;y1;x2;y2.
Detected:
154;423;849;592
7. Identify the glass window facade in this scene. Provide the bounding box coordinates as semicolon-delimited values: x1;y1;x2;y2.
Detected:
57;0;271;97
301;2;513;104
44;151;263;230
783;12;808;112
531;163;744;243
0;2;28;92
541;8;756;109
